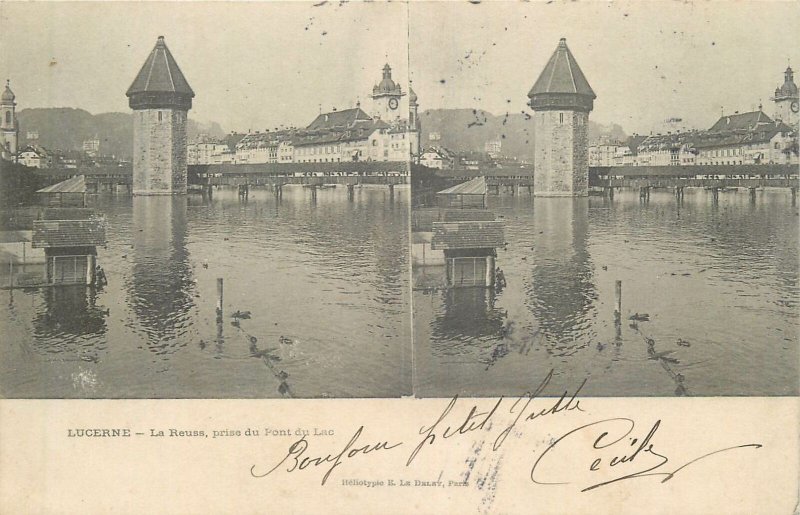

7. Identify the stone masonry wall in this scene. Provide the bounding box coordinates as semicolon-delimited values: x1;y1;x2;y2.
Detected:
132;108;188;195
571;111;589;196
533;109;589;197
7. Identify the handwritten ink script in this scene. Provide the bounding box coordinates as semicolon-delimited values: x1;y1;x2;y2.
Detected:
250;370;762;491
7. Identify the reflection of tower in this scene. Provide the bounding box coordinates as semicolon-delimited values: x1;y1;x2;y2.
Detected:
130;197;196;351
371;63;404;121
528;38;596;197
1;80;19;162
126;36;194;195
772;66;799;127
408;86;421;161
527;199;596;347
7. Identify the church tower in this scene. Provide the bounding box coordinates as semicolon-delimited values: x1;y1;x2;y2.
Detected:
528;38;596;197
772;66;799;128
126;36;194;195
371;64;404;121
408;86;421;162
1;80;19;162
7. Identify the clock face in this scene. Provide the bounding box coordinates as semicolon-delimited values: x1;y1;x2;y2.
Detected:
388;97;399;110
791;100;799;113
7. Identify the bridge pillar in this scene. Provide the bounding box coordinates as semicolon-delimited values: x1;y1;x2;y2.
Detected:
711;187;719;204
347;184;355;201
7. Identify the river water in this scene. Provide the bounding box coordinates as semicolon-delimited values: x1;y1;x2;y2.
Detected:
1;186;411;398
414;188;799;397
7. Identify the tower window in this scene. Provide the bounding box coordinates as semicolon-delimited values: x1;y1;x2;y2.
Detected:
4;111;10;124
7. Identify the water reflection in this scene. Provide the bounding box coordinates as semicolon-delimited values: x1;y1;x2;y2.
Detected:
526;198;597;354
416;189;799;397
429;287;507;358
128;196;197;354
31;285;108;361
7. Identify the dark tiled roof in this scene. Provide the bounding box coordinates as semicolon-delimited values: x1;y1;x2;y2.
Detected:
529;38;595;98
126;36;194;97
306;108;373;131
708;111;772;133
32;218;106;248
431;221;505;250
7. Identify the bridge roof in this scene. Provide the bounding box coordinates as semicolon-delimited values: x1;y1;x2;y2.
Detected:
529;38;595;98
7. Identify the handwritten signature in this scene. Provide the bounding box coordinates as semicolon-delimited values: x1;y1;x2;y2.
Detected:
530;418;762;492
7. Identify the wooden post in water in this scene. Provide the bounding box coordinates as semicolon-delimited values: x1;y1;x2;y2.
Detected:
614;280;622;321
389;183;394;197
749;187;756;203
792;187;797;206
216;278;224;323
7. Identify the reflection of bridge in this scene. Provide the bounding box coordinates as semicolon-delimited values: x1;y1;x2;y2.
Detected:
33;162;410;194
428;164;799;200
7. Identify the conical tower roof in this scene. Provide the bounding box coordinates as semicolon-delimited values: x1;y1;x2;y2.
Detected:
528;38;595;112
126;36;194;110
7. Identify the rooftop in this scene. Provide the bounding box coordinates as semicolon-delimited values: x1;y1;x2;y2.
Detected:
708;110;774;133
306;107;373;131
437;176;487;196
126;36;194;109
431;220;505;250
32;217;106;249
529;38;595;98
36;175;86;194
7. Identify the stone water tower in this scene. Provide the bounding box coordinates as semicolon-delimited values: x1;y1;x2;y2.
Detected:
126;36;194;195
528;38;596;197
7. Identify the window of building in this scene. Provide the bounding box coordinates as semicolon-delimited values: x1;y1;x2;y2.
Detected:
775;142;780;149
559;113;564;124
158;111;163;122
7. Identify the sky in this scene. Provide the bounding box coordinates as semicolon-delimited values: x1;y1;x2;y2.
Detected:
1;1;799;135
0;1;409;132
410;1;800;133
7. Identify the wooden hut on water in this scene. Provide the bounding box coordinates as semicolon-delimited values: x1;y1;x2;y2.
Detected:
36;175;87;207
431;220;505;288
436;176;487;209
31;208;106;286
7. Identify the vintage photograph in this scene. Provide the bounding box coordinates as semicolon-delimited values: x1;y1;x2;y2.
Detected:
0;2;413;398
411;2;799;397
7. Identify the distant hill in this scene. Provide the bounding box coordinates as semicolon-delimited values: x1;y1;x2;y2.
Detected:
17;108;225;159
419;108;627;161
